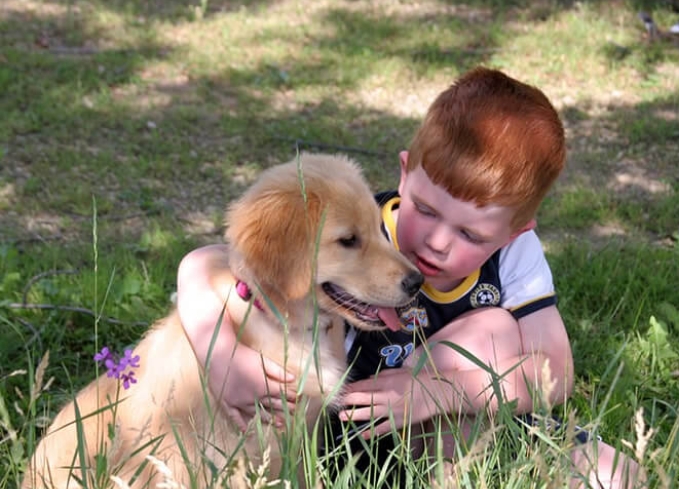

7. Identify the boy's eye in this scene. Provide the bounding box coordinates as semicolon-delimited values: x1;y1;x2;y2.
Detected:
461;229;483;245
415;203;436;217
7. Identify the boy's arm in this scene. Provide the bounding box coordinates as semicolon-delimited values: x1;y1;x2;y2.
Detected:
339;305;574;436
176;245;296;430
515;305;575;406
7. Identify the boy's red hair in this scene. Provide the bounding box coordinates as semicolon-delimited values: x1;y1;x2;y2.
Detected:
407;67;566;230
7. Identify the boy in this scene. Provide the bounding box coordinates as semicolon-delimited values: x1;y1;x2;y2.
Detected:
176;67;639;487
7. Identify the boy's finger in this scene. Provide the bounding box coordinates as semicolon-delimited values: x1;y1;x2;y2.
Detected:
337;405;378;422
260;381;299;404
225;405;249;432
262;358;295;382
341;390;378;407
258;396;297;413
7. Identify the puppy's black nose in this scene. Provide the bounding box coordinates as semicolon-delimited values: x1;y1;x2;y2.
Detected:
401;271;424;296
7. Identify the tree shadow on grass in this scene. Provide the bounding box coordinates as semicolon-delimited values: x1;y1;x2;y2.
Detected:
1;1;677;251
31;0;676;23
541;90;679;242
0;0;677;259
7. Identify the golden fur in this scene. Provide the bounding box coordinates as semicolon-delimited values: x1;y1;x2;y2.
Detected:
23;153;422;488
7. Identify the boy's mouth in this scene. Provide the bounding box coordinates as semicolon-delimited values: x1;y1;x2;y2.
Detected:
414;254;441;276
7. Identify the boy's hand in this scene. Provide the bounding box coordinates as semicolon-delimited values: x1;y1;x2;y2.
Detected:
210;344;297;431
337;368;435;437
176;244;301;430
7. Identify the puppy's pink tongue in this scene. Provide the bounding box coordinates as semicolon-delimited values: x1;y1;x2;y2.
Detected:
377;307;402;332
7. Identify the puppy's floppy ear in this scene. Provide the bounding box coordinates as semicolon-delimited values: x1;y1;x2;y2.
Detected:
226;186;321;302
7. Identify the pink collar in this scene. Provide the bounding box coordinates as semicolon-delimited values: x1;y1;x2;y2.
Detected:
235;280;264;311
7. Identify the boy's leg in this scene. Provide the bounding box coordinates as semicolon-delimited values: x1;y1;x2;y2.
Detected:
409;307;521;463
407;308;644;488
569;441;643;489
421;420;644;489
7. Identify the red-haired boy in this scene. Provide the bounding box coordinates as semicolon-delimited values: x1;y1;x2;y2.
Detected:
178;68;640;487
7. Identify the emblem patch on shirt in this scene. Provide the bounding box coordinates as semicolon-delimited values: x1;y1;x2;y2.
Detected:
470;283;501;307
396;298;429;331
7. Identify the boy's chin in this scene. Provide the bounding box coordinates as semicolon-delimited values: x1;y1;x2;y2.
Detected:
424;275;462;293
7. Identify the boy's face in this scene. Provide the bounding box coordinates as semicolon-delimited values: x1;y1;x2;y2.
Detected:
396;152;535;292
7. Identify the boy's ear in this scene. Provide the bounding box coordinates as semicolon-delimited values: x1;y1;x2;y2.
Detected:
509;218;536;241
398;150;409;195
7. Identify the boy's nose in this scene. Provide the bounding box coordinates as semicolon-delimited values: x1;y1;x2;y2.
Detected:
401;271;424;296
425;225;452;255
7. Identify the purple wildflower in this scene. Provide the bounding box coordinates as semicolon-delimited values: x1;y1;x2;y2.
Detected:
94;345;140;390
118;349;140;370
120;371;137;390
93;346;113;363
104;358;122;379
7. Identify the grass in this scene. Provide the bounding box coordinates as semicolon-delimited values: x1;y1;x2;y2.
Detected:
1;0;679;487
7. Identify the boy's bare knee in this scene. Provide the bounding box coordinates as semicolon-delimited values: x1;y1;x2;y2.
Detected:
420;307;521;371
569;442;644;489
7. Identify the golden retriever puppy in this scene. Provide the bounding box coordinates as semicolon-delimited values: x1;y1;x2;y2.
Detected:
23;153;423;489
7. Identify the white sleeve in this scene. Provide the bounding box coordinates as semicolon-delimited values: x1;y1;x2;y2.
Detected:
499;230;556;317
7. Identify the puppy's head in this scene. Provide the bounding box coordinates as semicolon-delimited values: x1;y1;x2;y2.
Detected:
226;153;422;331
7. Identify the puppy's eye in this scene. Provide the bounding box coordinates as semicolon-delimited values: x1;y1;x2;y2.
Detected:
338;235;359;248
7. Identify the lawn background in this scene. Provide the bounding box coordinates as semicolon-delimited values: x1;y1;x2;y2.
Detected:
1;0;678;487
